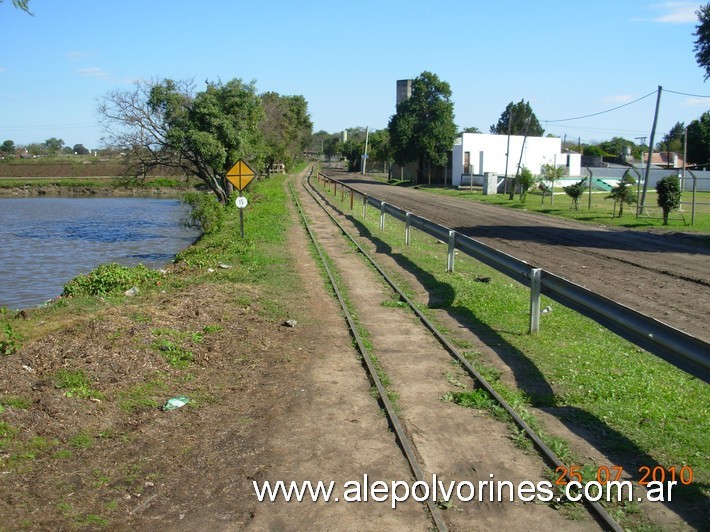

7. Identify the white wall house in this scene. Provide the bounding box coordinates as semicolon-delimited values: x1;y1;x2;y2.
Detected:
451;133;581;186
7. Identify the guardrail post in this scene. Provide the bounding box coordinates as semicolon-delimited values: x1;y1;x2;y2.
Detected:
447;230;456;272
405;212;411;246
362;194;368;218
350;190;354;210
529;268;542;334
341;186;345;202
333;182;337;196
380;202;387;231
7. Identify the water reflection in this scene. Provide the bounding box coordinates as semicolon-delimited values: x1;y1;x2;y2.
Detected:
0;197;199;309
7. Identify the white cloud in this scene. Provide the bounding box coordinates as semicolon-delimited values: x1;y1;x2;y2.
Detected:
684;96;710;106
75;67;110;79
635;2;698;23
66;51;94;61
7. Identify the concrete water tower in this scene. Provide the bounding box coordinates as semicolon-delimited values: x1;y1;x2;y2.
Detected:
396;79;412;106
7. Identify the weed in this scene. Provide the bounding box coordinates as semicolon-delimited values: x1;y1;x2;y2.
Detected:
152;339;194;368
105;500;119;511
92;469;110;488
62;263;161;297
118;376;167;412
69;432;93;449
0;421;18;448
131;312;153;324
0;323;23;355
202;324;223;334
54;369;104;400
76;514;108;527
0;395;32;409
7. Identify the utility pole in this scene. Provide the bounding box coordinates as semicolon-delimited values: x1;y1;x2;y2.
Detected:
503;110;512;195
639;86;662;215
361;126;370;175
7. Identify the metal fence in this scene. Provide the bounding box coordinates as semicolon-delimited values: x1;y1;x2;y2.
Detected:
315;172;709;383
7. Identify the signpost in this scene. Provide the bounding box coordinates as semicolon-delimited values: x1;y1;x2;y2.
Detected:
226;159;256;238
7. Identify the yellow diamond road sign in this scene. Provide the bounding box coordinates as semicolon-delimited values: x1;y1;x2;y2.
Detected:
226;159;256;191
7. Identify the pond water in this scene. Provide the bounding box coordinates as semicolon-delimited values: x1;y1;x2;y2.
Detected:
0;197;199;310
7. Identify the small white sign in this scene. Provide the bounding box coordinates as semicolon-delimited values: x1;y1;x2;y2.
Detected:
235;196;248;209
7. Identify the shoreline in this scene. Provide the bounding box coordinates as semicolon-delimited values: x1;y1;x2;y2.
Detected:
0;184;190;198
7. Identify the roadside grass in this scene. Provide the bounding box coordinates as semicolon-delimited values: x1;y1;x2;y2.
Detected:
314;177;709;510
414;185;710;234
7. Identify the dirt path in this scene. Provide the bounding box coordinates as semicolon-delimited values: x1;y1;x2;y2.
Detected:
326;167;710;343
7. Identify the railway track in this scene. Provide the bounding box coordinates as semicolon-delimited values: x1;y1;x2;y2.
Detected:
288;166;624;531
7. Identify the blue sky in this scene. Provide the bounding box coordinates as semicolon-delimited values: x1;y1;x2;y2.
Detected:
2;0;709;150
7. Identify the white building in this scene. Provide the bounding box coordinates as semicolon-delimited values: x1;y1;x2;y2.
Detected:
451;133;581;187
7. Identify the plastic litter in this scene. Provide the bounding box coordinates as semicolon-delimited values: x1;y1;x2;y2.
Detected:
162;396;190;411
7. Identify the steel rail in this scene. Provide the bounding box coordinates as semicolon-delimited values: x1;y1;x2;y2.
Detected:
305;171;623;531
288;171;449;532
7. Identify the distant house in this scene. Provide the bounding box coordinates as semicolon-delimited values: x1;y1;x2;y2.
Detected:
451;133;581;187
644;151;686;169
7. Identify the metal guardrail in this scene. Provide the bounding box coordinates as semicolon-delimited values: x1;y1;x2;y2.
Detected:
316;172;710;383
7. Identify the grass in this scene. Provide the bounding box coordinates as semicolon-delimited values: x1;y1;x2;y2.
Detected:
0;176;188;189
412;184;710;234
54;369;104;400
314;175;710;513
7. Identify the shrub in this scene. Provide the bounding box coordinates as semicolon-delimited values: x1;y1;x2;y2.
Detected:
656;175;681;225
182;191;224;234
607;174;636;217
515;167;536;203
62;263;161;297
563;179;588;211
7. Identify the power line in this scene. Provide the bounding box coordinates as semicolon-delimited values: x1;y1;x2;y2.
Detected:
664;88;710;98
543;90;657;123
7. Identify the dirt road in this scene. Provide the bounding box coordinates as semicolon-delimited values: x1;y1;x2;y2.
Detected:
326;167;710;343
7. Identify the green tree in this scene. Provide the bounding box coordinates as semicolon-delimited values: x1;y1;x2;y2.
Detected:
44;137;64;155
73;143;90;155
656;175;681;225
260;92;312;174
490;100;544;136
686;111;710;165
607;174;636;217
658;122;685;155
540;163;565;205
388;71;457;184
322;136;339;161
367;129;392;173
99;78;267;203
0;140;15;154
583;144;605;157
460;126;481;134
309;130;336;158
1;0;31;14
339;138;365;172
694;3;710;79
563;179;587;211
598;136;638;159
